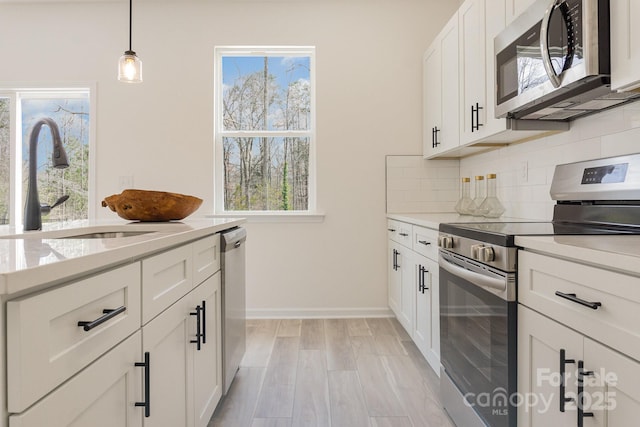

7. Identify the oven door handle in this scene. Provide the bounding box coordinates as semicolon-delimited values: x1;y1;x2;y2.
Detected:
439;253;506;292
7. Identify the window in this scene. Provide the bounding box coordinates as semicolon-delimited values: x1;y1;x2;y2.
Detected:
0;88;92;228
214;46;315;213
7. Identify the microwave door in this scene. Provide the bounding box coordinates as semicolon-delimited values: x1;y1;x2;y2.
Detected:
540;0;576;88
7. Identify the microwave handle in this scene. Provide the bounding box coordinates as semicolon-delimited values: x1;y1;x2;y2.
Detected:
540;0;563;88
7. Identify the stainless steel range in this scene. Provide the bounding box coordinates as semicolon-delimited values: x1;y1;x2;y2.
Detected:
437;154;640;427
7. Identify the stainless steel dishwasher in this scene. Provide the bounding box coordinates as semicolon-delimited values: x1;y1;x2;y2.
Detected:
220;227;246;395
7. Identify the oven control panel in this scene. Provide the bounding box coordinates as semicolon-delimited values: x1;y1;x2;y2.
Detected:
438;233;516;273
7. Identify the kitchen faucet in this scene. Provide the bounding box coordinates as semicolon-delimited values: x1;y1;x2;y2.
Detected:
24;118;70;231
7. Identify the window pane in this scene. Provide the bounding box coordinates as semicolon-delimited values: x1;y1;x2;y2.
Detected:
21;97;90;223
0;98;9;224
223;136;309;211
222;56;311;131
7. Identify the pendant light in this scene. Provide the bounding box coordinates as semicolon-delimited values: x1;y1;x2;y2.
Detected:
118;0;142;83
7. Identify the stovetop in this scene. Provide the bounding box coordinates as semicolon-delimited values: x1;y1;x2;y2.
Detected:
439;221;640;247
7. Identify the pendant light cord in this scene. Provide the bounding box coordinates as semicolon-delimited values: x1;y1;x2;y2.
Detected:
129;0;133;52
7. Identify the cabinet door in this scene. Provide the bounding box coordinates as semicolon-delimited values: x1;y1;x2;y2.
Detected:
9;332;143;427
459;0;487;144
142;297;193;427
414;258;429;356
505;0;536;25
518;305;582;427
190;273;223;427
388;240;402;317
424;13;459;158
611;0;640;91
584;338;640;427
397;248;416;335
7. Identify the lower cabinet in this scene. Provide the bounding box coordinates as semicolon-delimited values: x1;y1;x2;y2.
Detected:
9;331;144;427
518;305;640;427
142;272;222;427
387;220;440;374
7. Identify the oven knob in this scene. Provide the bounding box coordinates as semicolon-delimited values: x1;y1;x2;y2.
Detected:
470;244;485;260
438;236;453;249
479;246;495;262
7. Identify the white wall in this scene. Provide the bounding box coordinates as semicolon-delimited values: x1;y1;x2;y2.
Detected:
460;102;640;220
0;0;459;317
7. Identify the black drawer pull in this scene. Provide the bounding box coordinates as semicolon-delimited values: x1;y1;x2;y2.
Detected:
418;240;431;246
555;291;602;310
135;352;151;417
577;360;595;426
201;300;207;344
190;305;203;351
387;228;396;232
77;306;126;331
399;232;409;237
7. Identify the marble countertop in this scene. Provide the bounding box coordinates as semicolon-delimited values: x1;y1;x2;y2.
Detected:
0;218;245;296
515;235;640;275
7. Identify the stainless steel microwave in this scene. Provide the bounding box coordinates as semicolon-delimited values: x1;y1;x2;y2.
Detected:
494;0;639;121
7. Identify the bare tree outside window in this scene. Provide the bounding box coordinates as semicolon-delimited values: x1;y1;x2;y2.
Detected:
218;51;313;212
0;98;9;224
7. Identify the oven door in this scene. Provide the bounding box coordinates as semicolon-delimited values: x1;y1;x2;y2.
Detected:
439;250;517;427
494;0;604;119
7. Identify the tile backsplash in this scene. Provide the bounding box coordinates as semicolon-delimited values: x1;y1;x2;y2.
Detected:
386;101;640;219
386;155;460;213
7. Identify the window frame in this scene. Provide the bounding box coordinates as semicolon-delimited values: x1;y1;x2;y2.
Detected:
0;84;96;229
213;46;318;218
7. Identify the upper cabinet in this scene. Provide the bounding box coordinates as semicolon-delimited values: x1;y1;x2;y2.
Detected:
423;13;460;157
610;0;640;92
505;0;537;26
424;0;568;159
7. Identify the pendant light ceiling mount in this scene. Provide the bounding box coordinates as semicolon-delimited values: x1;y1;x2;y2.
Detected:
118;0;142;83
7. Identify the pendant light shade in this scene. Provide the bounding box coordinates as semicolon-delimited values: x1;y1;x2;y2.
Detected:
118;0;142;83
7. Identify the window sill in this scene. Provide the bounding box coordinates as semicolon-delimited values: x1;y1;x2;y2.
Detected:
206;211;325;223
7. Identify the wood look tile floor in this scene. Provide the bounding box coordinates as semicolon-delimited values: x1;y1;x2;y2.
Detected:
208;318;455;427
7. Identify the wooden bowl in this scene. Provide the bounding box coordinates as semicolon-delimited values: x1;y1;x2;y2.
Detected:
101;189;203;221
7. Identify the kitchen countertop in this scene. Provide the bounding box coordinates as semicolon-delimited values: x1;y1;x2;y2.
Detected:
0;218;245;296
387;212;537;230
515;235;640;276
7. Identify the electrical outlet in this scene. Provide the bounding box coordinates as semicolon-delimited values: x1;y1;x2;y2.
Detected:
519;161;528;183
118;175;134;190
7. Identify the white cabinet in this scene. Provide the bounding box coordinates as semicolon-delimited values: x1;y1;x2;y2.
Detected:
387;220;440;373
5;233;226;427
9;331;144;427
611;0;640;91
7;262;141;413
190;274;223;427
518;306;640;427
518;249;640;426
423;12;460;158
505;0;536;25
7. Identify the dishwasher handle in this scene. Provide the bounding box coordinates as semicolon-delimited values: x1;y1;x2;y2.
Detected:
221;227;247;252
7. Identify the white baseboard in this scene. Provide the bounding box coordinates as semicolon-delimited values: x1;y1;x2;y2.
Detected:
246;307;394;319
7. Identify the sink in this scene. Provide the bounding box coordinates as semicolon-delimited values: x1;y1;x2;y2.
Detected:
0;225;166;240
57;231;154;239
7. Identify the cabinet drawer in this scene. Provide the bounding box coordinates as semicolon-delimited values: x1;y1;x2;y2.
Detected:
7;262;141;413
412;226;438;261
387;219;412;247
142;244;193;324
519;250;640;362
193;234;220;285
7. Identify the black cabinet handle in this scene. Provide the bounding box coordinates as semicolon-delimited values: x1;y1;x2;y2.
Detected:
418;265;423;293
431;127;436;148
399;232;409;237
135;352;151;417
201;300;207;344
387;228;396;232
190;305;203;351
77;306;126;331
418;240;431;246
471;102;484;132
559;349;575;412
555;291;602;310
577;360;595;426
433;127;440;147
